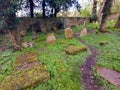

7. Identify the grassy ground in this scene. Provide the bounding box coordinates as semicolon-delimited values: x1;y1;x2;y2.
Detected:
77;20;120;90
0;31;89;90
0;19;120;90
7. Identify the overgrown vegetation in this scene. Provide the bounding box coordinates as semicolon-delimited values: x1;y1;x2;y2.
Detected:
0;31;89;90
77;21;120;90
0;19;120;89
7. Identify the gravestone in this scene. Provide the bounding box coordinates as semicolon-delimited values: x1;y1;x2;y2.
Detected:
65;28;73;39
65;45;87;55
80;28;87;37
97;67;120;88
46;34;56;44
0;52;50;90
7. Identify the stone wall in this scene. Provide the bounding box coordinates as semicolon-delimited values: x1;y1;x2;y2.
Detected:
17;17;89;33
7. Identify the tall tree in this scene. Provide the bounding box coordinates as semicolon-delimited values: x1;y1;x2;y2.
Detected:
99;0;113;32
42;0;81;17
0;0;22;50
90;0;97;22
42;0;46;17
29;0;34;17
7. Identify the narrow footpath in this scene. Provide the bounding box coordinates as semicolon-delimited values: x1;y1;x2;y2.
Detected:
74;32;100;90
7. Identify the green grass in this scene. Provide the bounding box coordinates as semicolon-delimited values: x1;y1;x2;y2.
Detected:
0;20;120;90
76;21;120;90
0;31;89;90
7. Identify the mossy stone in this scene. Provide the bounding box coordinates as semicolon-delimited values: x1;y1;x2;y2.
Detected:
0;65;50;90
65;45;87;55
13;52;37;70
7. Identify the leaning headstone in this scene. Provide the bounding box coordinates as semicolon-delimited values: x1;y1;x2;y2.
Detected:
46;34;56;44
80;28;87;37
65;28;73;39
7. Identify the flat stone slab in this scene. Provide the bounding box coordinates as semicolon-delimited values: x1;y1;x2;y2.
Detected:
13;52;37;70
0;65;50;90
97;67;120;88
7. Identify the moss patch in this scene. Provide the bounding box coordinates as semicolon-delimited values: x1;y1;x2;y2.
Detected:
65;45;87;55
13;52;37;70
0;65;50;90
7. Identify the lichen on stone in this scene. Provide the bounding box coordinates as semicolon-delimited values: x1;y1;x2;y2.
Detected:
0;65;50;90
65;45;87;55
13;52;37;70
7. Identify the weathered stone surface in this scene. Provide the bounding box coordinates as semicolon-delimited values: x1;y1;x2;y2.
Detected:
80;28;87;37
28;42;35;48
0;65;50;90
118;48;120;51
46;34;56;44
97;67;120;88
99;41;108;46
65;45;87;55
22;42;35;48
22;42;29;48
13;52;37;70
20;30;26;37
65;28;73;39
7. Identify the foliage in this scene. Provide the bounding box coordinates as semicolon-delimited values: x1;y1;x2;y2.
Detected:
0;31;89;90
77;21;120;90
80;9;90;17
0;0;22;30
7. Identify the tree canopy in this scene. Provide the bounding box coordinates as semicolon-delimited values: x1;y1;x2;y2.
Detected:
18;0;81;17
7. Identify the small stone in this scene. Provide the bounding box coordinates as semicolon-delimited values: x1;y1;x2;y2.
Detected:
22;42;29;48
64;28;73;39
118;48;120;51
46;33;56;44
28;42;35;48
99;41;108;46
80;28;87;37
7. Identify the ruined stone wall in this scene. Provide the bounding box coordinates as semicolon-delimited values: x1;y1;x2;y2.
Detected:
17;17;89;33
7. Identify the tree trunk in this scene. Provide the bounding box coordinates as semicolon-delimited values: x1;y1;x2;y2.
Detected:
42;0;46;17
54;9;58;17
8;29;22;50
99;0;113;32
97;1;105;22
29;0;34;17
90;0;97;22
115;16;120;28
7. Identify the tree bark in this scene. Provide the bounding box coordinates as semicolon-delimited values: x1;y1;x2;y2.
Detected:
115;16;120;28
99;0;113;32
54;8;58;17
42;0;46;17
90;0;97;22
1;0;22;50
8;29;22;50
97;1;105;22
29;0;34;17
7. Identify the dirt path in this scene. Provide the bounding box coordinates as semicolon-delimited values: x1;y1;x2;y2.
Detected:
81;44;99;90
74;31;100;90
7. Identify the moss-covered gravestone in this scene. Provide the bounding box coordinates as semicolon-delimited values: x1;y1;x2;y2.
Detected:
0;52;50;90
65;45;87;55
